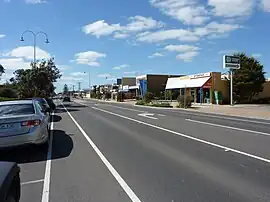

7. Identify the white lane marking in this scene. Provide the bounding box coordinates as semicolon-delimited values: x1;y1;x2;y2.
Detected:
63;105;142;202
138;113;158;120
157;114;165;117
21;179;44;186
41;112;54;202
109;105;146;113
186;119;270;136
170;110;270;125
92;107;270;164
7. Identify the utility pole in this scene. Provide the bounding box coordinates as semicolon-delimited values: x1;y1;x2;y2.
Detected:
78;82;81;91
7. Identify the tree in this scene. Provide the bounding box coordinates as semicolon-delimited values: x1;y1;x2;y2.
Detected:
231;53;266;103
10;58;62;98
0;64;5;79
63;84;69;94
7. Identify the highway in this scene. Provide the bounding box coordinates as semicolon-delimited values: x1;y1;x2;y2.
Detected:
1;99;270;202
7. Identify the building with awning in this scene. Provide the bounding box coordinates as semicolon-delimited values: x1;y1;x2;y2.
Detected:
165;72;229;104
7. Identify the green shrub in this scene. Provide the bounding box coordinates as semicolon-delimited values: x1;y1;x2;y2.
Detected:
135;100;147;105
104;92;111;100
0;97;18;102
117;92;124;102
152;102;172;108
144;92;154;103
96;92;102;99
177;95;193;108
0;88;17;98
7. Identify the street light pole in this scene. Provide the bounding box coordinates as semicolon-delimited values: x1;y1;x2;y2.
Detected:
20;30;49;66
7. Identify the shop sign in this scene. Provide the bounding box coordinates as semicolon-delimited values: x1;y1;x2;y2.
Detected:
203;78;212;89
190;72;211;79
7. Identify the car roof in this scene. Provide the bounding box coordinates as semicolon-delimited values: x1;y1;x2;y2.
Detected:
0;100;34;105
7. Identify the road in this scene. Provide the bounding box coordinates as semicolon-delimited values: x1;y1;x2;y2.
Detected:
1;99;270;201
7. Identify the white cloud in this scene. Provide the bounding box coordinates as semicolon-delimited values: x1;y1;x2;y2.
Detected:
60;76;83;82
149;0;209;25
82;16;164;38
113;33;129;39
4;46;50;60
25;0;46;4
0;58;31;70
137;29;199;43
208;0;254;17
218;49;239;54
176;51;199;62
260;0;270;11
0;34;5;38
74;51;106;67
252;53;262;58
98;73;112;78
82;20;121;37
70;72;87;77
148;52;164;58
164;44;200;52
57;65;71;71
124;71;137;75
112;64;129;70
194;22;241;37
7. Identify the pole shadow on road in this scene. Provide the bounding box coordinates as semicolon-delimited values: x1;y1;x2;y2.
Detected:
51;114;62;122
0;130;73;164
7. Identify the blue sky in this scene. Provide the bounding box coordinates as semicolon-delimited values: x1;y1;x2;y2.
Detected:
0;0;270;91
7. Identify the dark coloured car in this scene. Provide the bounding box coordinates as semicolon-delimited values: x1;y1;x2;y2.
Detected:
63;96;71;102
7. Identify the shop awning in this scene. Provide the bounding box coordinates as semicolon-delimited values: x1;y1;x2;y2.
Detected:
166;77;211;90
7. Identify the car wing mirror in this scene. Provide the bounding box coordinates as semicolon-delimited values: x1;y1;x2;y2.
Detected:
0;161;21;202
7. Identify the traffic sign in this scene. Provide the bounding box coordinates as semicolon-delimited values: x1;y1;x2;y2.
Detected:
223;55;240;69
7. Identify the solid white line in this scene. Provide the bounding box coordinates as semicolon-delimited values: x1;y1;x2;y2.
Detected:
109;105;146;113
63;105;142;202
41;112;54;202
92;107;270;164
138;113;158;120
186;119;270;136
21;179;44;186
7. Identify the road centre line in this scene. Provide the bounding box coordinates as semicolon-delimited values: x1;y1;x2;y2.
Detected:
63;104;142;202
186;119;270;136
21;179;44;186
92;106;270;164
41;112;54;202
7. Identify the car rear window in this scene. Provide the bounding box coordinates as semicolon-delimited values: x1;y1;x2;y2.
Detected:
0;104;35;116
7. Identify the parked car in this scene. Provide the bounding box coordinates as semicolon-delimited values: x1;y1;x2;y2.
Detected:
0;161;20;202
0;100;50;149
63;96;71;102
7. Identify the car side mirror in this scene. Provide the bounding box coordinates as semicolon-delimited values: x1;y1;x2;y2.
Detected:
0;162;21;202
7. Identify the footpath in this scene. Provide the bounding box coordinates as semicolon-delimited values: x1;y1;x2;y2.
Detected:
75;98;270;120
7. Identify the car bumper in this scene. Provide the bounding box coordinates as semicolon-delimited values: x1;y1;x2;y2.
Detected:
0;128;49;148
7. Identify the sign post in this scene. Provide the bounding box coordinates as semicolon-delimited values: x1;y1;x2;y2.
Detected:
223;55;240;106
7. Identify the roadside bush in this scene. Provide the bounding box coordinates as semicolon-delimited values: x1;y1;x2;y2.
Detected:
177;95;193;108
135;100;147;105
104;92;111;100
144;92;154;103
0;97;18;102
96;92;102;99
117;92;124;102
90;91;97;98
0;88;17;98
152;102;172;108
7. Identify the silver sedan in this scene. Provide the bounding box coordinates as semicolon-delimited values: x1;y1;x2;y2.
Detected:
0;100;50;148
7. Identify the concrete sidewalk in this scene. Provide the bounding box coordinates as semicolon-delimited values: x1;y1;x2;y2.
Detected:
79;98;270;120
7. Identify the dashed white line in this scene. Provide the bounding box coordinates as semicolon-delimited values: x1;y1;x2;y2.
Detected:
21;179;44;186
41;112;54;202
186;119;270;136
63;105;142;202
92;106;270;164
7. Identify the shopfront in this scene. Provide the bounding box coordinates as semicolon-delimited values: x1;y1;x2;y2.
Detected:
166;72;228;104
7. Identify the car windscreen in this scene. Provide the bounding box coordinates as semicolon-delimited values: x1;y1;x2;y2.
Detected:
0;104;35;116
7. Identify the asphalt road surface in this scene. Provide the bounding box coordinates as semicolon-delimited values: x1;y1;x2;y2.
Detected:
1;99;270;202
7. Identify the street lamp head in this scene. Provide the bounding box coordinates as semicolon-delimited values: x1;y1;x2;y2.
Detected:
20;36;24;42
45;38;49;44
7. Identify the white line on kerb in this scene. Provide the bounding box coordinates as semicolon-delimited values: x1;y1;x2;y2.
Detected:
63;105;142;202
92;107;270;164
186;119;270;136
41;112;54;202
21;179;44;186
